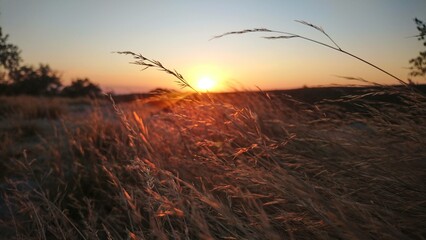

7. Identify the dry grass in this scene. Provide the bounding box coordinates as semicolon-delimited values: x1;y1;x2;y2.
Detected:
0;87;425;239
1;21;425;239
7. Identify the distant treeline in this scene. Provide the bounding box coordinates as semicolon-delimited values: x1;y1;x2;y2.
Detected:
0;27;102;97
270;84;426;104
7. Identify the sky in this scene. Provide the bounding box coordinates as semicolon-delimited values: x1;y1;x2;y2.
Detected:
1;0;425;93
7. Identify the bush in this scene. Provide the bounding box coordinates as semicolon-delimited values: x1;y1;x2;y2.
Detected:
9;64;62;96
61;78;102;98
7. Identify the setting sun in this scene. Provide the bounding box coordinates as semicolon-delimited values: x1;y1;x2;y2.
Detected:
197;76;216;92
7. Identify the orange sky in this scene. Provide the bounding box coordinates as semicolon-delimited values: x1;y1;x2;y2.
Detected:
1;1;426;93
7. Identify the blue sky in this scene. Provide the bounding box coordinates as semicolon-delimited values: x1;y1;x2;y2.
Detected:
1;0;425;92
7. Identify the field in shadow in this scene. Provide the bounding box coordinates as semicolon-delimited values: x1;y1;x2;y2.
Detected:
0;85;425;239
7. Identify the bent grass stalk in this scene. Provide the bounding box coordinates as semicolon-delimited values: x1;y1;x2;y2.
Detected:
116;51;199;93
211;20;409;87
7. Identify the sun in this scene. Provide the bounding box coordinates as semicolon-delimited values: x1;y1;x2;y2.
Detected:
197;76;216;92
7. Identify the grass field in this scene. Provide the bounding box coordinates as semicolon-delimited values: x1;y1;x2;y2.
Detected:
0;86;425;239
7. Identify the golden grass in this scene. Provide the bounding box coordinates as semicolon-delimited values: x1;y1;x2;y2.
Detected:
0;88;425;239
2;19;424;239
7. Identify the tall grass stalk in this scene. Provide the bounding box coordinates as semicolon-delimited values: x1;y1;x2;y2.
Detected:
211;20;409;86
116;51;199;93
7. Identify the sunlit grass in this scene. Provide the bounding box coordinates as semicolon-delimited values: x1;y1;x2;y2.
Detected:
1;21;425;239
0;86;425;239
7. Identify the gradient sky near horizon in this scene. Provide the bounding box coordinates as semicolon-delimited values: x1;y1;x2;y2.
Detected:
1;0;425;93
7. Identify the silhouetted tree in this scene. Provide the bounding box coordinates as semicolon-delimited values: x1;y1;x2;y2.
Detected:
0;27;22;81
61;78;102;97
9;64;62;95
409;18;426;77
0;27;22;93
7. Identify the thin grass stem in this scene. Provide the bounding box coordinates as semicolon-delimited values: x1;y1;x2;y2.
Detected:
211;20;409;86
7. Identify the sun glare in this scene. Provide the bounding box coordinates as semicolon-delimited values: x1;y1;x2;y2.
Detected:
197;77;215;92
